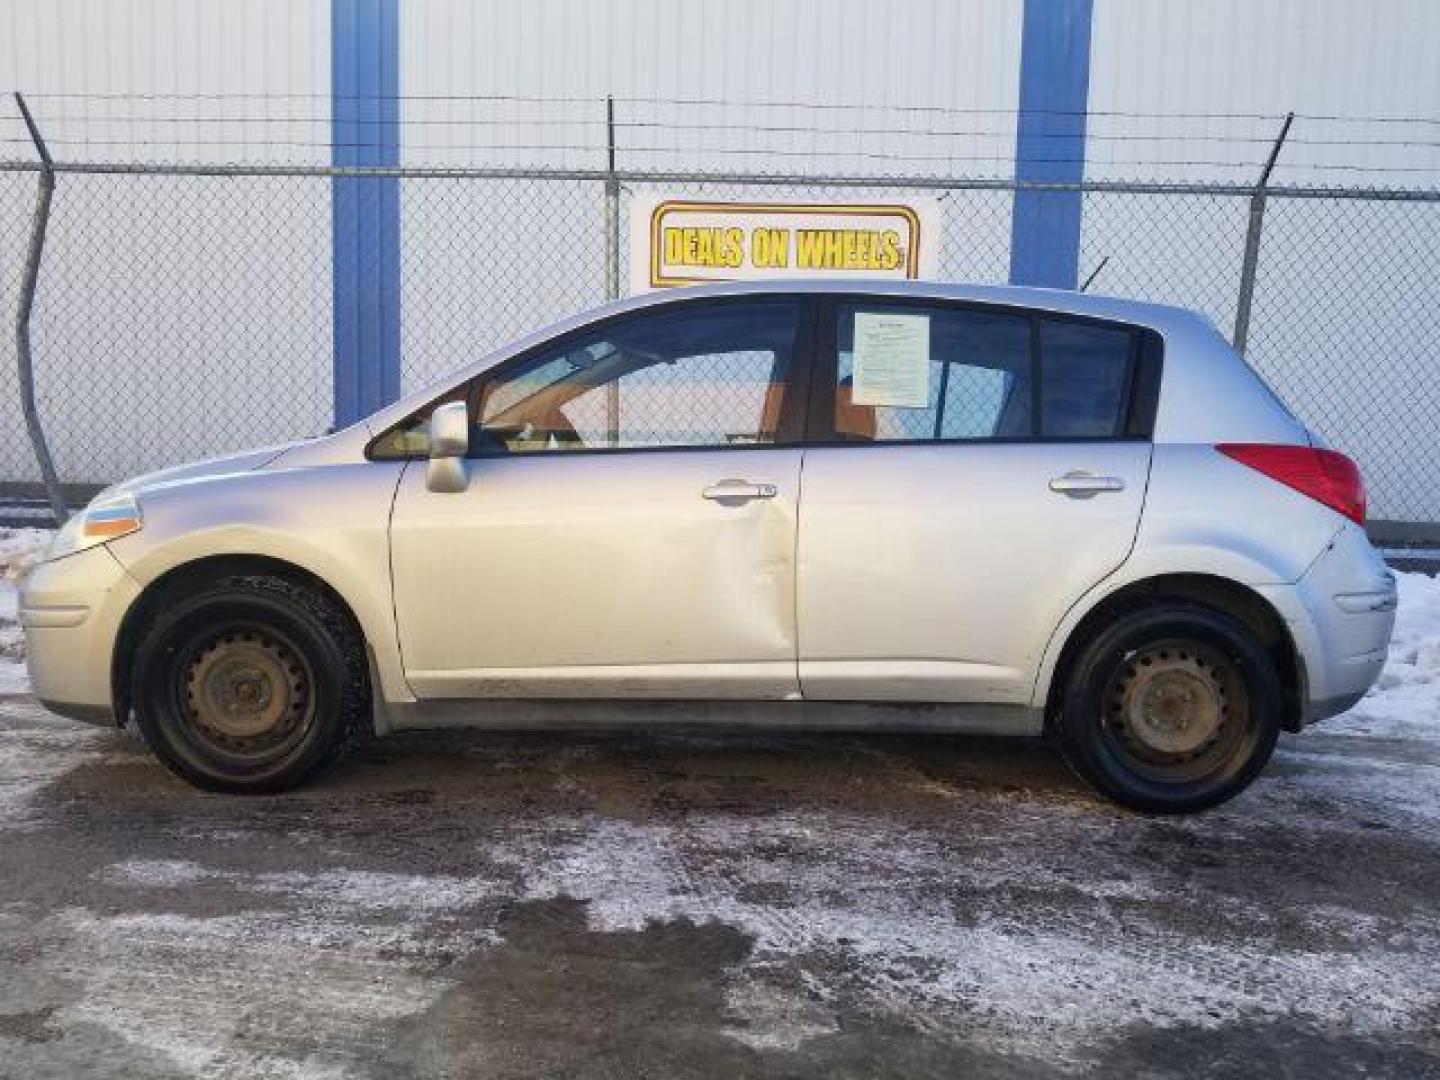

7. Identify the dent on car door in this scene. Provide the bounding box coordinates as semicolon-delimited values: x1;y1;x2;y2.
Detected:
796;300;1155;705
385;297;813;700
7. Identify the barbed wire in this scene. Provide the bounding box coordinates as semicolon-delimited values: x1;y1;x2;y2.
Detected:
1;139;1432;177
8;89;1440;123
18;113;1440;150
1;92;1436;182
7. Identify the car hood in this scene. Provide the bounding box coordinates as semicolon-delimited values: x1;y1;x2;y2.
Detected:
101;442;300;500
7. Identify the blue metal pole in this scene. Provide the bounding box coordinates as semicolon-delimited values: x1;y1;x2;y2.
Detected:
331;0;400;427
1009;0;1094;290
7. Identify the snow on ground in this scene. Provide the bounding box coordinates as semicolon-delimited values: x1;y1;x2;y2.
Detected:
0;527;50;582
0;523;1437;1075
0;528;52;694
491;808;1439;1063
1323;568;1440;741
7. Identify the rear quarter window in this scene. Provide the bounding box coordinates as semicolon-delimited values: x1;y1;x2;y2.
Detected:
1039;320;1134;438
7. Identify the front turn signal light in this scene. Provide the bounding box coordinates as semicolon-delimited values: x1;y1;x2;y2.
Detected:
45;492;144;562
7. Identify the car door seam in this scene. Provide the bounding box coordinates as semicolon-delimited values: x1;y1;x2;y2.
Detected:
793;447;807;699
385;458;420;702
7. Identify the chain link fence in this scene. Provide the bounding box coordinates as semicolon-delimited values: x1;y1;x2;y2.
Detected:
1;155;1437;543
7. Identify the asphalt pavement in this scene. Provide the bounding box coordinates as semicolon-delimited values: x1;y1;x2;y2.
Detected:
1;694;1438;1079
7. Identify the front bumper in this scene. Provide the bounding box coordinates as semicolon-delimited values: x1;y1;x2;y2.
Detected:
19;545;142;723
1255;523;1397;725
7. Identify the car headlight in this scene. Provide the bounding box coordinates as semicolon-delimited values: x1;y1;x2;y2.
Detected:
46;492;144;562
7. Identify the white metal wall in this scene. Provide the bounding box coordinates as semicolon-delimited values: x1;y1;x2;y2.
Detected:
5;0;1433;175
1085;0;1440;521
0;0;333;486
1090;0;1440;186
400;0;1023;171
395;0;1025;391
0;0;331;163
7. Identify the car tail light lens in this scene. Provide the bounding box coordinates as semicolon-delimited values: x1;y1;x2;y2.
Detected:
1216;443;1366;525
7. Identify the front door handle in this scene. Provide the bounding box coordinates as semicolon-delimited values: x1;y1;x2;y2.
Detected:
1049;471;1126;498
702;479;779;502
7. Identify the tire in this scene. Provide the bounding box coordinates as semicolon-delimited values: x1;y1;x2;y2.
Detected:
131;574;369;794
1057;602;1282;814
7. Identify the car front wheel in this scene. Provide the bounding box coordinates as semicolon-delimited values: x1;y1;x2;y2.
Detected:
131;573;368;793
1058;602;1283;813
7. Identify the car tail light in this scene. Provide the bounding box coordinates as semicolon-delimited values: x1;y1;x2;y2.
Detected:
1216;443;1366;525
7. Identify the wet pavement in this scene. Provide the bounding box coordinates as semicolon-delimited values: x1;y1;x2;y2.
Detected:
2;694;1438;1079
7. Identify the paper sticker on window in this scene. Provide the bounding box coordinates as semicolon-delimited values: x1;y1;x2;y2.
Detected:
851;312;931;409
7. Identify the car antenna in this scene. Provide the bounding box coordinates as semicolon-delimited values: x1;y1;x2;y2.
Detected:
1079;256;1110;293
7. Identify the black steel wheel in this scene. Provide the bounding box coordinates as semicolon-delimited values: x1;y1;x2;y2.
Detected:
132;574;367;793
1058;603;1282;813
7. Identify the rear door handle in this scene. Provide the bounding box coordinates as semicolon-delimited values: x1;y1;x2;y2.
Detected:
1049;471;1126;498
702;479;778;502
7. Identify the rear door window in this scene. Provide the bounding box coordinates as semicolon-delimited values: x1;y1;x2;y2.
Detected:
825;301;1148;443
831;304;1034;441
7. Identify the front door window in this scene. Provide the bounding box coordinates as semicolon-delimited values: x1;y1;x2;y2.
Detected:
476;301;801;453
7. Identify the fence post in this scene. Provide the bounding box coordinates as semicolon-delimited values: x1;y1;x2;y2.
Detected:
12;92;67;526
603;96;621;445
1232;112;1293;355
603;95;621;302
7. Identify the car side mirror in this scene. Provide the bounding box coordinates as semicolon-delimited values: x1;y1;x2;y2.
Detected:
425;401;470;493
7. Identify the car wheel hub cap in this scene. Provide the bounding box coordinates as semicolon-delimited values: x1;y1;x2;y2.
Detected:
186;633;309;744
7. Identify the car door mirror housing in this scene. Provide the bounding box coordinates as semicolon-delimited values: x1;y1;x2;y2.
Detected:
426;400;470;493
429;400;470;457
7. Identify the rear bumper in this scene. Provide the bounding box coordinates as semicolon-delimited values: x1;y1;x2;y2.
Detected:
1256;523;1397;725
19;545;141;723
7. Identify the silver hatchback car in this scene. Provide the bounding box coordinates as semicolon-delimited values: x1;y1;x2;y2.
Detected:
21;281;1396;812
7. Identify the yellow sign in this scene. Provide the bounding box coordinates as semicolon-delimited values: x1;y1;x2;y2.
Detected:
630;198;940;292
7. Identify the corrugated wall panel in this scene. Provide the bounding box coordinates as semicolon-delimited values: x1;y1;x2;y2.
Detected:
394;0;1026;391
398;0;1025;172
1089;0;1440;186
0;0;334;484
1086;0;1440;521
1;0;331;164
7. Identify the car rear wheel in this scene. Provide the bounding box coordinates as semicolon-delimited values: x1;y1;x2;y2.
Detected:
132;574;368;793
1058;602;1282;813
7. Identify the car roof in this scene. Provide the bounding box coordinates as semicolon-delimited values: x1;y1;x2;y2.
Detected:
363;278;1217;437
607;278;1209;335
